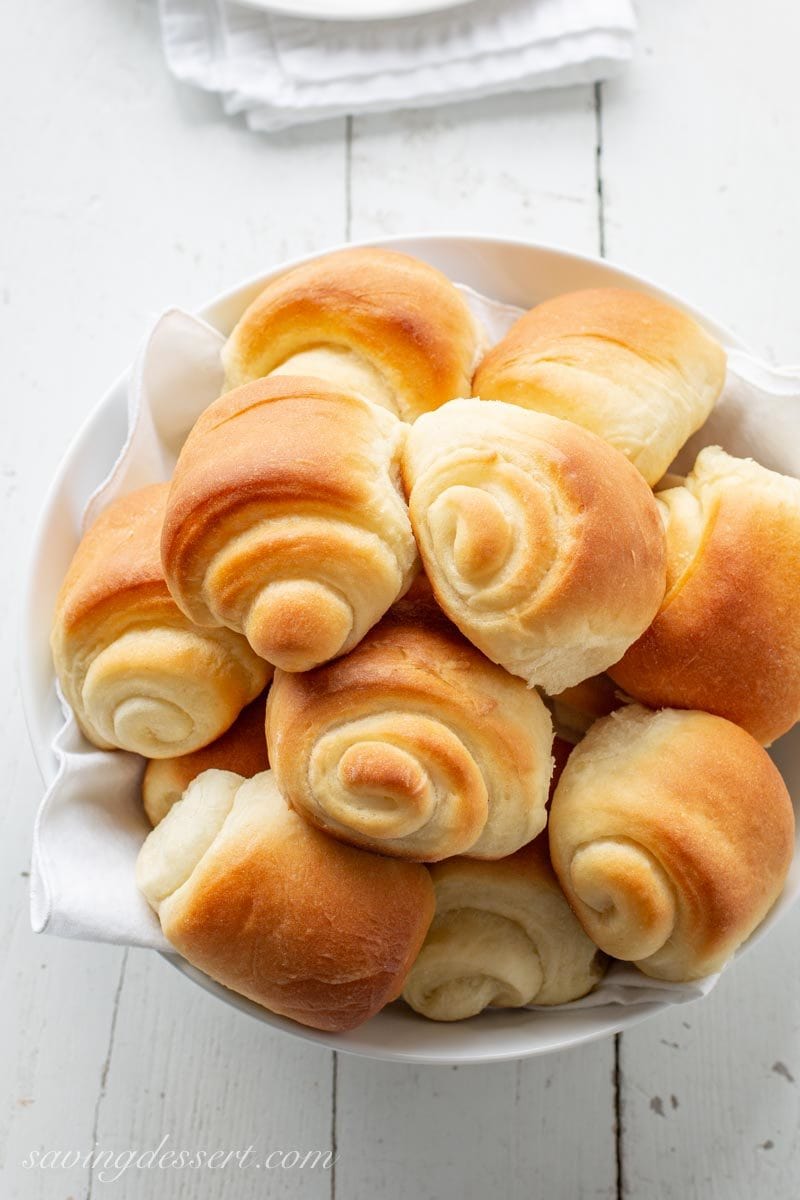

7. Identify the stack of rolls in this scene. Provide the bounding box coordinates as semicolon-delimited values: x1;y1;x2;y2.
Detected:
50;248;799;1034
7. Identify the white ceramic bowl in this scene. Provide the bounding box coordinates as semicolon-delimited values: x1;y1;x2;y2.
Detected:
239;0;469;22
22;235;800;1065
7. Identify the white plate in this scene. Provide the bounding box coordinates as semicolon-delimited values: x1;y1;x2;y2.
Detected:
22;235;800;1065
237;0;470;20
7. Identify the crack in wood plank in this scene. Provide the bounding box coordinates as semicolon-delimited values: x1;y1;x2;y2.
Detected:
86;949;128;1200
594;82;606;260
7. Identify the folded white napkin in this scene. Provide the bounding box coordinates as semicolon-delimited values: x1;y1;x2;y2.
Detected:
31;286;800;1011
159;0;637;133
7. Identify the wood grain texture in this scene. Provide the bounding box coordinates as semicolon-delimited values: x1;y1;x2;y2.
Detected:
2;0;800;1197
93;951;335;1199
349;88;598;244
336;1044;617;1200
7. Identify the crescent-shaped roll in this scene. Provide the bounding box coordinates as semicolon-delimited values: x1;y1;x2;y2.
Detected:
473;287;726;485
609;447;800;745
51;485;270;759
161;375;419;673
266;585;554;861
549;706;795;981
142;693;269;826
136;769;435;1032
402;840;606;1021
402;399;667;694
221;247;484;422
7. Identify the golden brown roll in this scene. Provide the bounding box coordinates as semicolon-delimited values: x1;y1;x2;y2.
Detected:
142;693;269;826
266;586;554;862
402;840;605;1021
402;399;667;694
473;287;726;485
608;447;800;745
549;706;795;981
221;247;484;422
51;485;269;758
546;674;625;744
136;769;435;1032
162;375;419;673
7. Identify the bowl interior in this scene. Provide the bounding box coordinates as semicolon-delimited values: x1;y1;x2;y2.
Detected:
23;234;800;1064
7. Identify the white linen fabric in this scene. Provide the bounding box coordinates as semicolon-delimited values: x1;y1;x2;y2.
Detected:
158;0;637;132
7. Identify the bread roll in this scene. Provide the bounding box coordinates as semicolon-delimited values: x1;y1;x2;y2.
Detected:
402;399;667;694
546;674;624;743
267;585;553;861
549;706;795;981
473;287;726;485
142;693;269;826
222;247;484;421
162;375;419;673
609;447;800;745
402;840;605;1021
51;485;269;758
136;769;435;1032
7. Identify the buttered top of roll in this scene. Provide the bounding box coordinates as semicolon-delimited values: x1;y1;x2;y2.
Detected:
549;705;795;981
402;839;605;1021
51;485;269;757
402;399;666;694
473;287;726;485
266;581;553;861
609;446;800;744
161;375;419;672
221;247;484;422
137;769;435;1032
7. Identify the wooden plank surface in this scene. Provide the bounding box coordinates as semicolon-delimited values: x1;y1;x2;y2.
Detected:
2;0;799;1197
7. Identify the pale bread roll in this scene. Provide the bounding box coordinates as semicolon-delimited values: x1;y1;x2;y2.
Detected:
161;376;419;673
609;447;800;744
549;706;795;981
403;839;605;1021
402;399;666;694
142;693;269;826
473;287;726;485
222;247;484;421
51;485;269;758
267;584;553;861
137;769;435;1032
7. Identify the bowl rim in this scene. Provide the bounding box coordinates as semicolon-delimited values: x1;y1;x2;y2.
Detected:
25;232;781;1066
239;0;471;21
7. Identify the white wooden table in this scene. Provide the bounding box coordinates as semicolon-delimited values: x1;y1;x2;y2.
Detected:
3;2;800;1196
